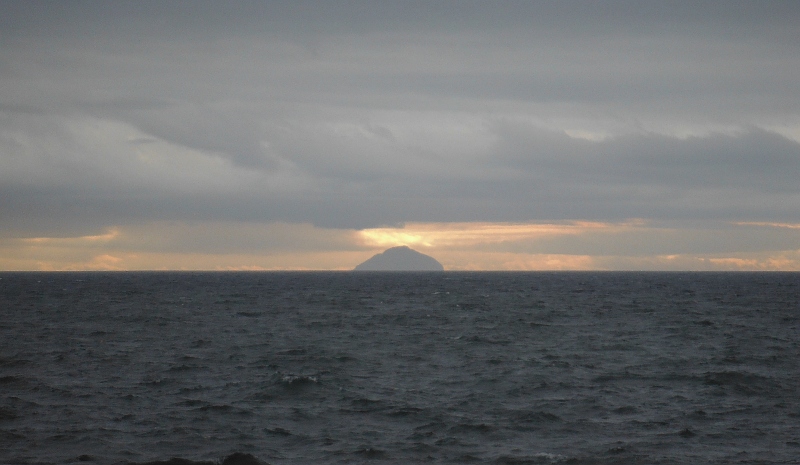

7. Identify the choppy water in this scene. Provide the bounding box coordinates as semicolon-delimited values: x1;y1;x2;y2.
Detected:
1;272;798;465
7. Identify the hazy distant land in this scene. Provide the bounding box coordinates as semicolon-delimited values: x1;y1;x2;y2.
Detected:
354;246;444;271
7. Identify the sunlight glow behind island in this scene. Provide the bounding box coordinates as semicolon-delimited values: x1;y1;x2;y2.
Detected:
3;220;797;271
358;221;639;249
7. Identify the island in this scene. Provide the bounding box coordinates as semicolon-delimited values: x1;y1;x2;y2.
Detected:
353;246;444;271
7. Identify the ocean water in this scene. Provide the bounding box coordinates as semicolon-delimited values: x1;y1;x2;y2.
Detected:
0;271;798;465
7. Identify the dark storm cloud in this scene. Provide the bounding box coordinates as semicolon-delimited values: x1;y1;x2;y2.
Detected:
1;1;799;236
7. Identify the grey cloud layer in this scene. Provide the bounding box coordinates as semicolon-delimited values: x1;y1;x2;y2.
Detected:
2;113;797;234
1;1;798;235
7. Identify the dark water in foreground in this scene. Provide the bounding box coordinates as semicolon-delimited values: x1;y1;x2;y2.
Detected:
1;272;798;465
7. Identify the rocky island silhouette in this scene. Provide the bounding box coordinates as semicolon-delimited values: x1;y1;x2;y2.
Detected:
354;246;444;271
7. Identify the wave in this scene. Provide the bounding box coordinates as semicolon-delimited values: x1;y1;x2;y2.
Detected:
277;373;320;389
0;406;18;420
703;370;780;395
126;452;267;465
492;452;567;464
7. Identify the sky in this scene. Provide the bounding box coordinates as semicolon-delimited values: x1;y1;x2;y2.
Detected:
1;1;799;271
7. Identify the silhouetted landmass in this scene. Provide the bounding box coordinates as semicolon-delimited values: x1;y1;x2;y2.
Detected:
354;246;444;271
124;453;268;465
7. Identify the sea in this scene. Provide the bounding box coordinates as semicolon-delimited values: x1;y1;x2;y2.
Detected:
0;271;798;465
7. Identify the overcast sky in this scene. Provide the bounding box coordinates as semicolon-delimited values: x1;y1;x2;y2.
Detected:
1;1;799;270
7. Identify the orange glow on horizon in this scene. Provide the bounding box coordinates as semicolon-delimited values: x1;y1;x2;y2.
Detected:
22;228;121;245
735;221;800;229
1;220;798;271
358;220;641;249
